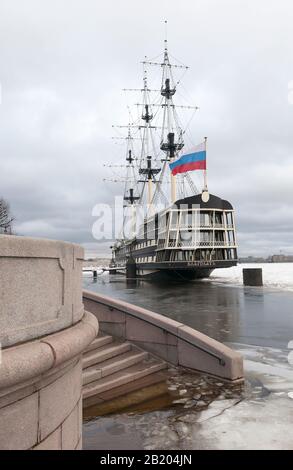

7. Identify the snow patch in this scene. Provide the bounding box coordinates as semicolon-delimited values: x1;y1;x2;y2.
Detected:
210;263;293;292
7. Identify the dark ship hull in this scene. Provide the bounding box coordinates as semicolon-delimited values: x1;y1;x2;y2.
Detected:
128;265;214;281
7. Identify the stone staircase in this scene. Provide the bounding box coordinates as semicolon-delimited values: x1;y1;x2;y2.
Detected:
82;333;168;407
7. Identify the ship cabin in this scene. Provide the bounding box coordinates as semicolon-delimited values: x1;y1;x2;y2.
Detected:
113;194;238;268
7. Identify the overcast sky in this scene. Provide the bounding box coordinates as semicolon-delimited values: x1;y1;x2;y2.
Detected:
0;0;293;257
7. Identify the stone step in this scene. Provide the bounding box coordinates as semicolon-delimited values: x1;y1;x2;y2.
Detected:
84;370;169;409
83;357;167;399
85;335;113;353
82;342;131;369
83;349;149;385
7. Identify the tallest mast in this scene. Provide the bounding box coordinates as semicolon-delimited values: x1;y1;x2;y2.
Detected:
159;29;185;203
163;37;176;203
142;23;199;206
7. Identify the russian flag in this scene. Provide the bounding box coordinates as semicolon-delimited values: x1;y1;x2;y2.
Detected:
169;142;206;176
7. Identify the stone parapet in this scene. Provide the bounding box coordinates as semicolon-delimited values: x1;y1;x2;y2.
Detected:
0;312;98;393
83;290;243;382
0;236;99;450
0;235;84;348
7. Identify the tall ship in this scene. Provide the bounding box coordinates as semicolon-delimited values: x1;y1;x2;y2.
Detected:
107;35;238;280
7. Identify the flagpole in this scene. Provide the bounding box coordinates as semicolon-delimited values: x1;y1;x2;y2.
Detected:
204;136;208;191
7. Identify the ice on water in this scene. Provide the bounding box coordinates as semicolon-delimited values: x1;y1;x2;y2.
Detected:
210;262;293;292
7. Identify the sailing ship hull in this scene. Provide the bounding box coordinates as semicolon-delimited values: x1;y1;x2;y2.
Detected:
134;261;236;280
134;265;214;281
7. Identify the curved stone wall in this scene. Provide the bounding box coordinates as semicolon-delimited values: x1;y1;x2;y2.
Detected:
0;236;99;450
83;290;243;382
0;236;85;348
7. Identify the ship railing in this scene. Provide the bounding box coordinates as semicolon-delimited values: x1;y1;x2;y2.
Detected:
199;224;214;229
166;241;234;248
179;224;214;229
214;223;225;228
171;224;232;230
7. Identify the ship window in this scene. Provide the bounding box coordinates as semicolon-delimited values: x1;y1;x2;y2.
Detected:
181;212;196;228
226;212;233;227
226;230;235;245
215;231;224;242
200;231;213;242
200;212;211;227
215;212;223;226
170;211;179;228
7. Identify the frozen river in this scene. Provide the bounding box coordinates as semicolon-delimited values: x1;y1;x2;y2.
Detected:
83;263;293;450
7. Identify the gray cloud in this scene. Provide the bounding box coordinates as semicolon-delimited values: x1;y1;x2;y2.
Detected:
0;0;293;257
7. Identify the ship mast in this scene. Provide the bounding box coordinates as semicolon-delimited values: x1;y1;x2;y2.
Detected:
160;39;184;203
137;64;160;211
122;126;140;238
106;120;141;240
121;64;162;213
143;33;189;204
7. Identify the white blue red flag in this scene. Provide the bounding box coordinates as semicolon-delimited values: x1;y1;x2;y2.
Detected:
169;142;206;176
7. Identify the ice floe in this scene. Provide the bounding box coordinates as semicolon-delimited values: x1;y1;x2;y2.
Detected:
210;263;293;292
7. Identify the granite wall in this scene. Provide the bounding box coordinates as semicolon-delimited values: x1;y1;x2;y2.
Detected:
0;236;99;450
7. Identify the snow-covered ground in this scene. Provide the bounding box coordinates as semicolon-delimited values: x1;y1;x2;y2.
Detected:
210;263;293;292
82;262;293;293
82;266;106;276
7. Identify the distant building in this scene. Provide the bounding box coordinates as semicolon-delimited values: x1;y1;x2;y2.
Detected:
239;256;266;263
239;254;293;263
268;254;293;263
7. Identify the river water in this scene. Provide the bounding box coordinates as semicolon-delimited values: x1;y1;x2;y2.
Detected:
83;263;293;349
82;264;293;450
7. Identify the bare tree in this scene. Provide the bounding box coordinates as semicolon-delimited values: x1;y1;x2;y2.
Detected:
0;198;14;234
